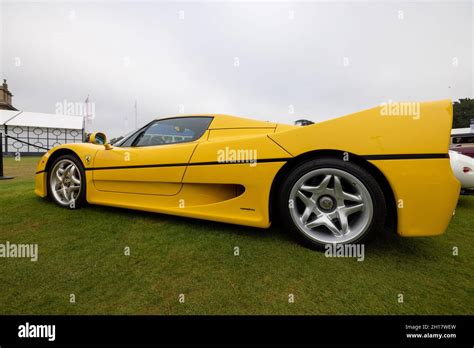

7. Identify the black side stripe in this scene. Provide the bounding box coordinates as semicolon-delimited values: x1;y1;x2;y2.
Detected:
34;153;449;174
84;158;290;171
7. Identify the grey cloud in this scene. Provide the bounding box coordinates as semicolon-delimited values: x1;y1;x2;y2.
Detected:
1;0;472;137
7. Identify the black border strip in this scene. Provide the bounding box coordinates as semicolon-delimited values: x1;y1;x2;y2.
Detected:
0;315;472;345
34;153;449;174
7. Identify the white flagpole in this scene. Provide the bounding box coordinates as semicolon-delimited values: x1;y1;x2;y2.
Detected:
84;95;91;133
134;100;138;129
82;114;86;141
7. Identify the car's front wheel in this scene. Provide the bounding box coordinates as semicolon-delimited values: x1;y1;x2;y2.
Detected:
279;157;386;249
47;154;86;209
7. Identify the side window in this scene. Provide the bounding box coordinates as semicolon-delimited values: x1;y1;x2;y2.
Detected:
134;117;212;147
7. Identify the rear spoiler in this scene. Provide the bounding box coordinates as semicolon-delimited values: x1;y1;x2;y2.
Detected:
269;100;453;157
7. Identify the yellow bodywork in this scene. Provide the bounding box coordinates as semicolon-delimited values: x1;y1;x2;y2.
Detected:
35;100;460;236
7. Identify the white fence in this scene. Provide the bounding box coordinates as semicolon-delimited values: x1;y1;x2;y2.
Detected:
1;125;83;155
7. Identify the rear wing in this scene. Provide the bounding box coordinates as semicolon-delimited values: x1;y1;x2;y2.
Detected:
269;100;453;157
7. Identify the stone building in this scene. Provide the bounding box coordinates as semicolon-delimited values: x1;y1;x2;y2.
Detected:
0;79;17;111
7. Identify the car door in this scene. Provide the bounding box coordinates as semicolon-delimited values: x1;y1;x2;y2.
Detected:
92;116;213;196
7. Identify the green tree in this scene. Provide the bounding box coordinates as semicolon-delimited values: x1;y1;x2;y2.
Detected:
453;98;474;128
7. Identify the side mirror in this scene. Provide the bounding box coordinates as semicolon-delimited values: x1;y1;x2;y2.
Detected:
89;132;108;145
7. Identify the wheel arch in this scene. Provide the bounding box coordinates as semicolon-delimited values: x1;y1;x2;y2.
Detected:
44;149;84;198
45;148;82;173
269;149;397;234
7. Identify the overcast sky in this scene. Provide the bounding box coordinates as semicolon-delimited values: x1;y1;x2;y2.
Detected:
1;0;473;137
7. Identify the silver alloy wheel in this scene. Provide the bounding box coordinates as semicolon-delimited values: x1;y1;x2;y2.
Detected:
50;159;82;205
289;168;373;244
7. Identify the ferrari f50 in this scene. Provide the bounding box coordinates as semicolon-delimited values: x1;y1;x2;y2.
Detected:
34;100;460;248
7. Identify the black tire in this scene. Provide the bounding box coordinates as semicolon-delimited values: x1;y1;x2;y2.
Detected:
47;154;87;209
278;157;386;249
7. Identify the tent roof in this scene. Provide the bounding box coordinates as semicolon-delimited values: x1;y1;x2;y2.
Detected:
0;110;21;125
0;110;83;129
451;128;472;135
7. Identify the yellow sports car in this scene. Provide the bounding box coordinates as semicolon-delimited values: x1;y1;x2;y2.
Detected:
34;100;460;248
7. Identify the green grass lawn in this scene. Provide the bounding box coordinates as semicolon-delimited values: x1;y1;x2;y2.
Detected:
0;156;473;315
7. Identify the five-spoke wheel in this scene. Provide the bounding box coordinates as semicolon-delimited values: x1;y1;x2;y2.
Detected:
279;157;386;248
48;155;86;208
289;168;373;244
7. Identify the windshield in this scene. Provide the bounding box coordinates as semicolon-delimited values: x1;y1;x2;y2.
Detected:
112;124;149;146
114;116;213;148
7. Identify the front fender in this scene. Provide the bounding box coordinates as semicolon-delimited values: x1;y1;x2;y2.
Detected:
34;143;103;197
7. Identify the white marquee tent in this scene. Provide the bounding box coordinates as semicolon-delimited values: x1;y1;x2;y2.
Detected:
0;110;84;154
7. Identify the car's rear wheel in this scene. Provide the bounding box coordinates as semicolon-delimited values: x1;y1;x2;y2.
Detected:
47;154;86;209
279;157;386;249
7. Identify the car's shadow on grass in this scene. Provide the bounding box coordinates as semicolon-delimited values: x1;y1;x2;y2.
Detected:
75;202;440;256
69;202;301;247
371;232;437;258
36;195;462;259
